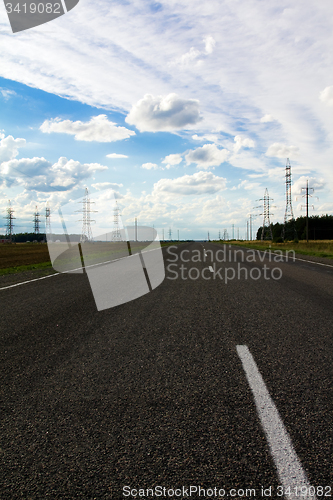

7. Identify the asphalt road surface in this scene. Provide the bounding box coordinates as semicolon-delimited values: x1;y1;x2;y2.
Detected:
0;243;332;499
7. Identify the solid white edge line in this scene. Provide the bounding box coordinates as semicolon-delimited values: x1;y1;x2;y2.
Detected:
236;345;316;500
245;249;333;268
0;245;163;291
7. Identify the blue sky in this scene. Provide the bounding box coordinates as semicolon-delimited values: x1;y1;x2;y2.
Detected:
1;0;333;240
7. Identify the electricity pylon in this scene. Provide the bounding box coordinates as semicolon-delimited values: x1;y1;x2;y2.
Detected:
259;188;273;240
4;200;15;240
33;206;41;235
45;204;51;237
282;158;297;241
112;201;122;241
77;188;96;242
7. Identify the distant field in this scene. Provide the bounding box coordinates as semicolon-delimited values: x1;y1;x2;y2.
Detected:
0;240;181;275
0;243;51;273
221;240;333;259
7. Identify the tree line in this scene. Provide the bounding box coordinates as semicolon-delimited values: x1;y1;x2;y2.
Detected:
256;214;333;241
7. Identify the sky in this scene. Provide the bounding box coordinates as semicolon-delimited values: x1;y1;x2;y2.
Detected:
1;0;333;240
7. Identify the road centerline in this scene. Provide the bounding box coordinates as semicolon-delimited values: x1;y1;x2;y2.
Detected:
236;345;316;500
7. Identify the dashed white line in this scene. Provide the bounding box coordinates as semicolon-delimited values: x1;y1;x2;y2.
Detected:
236;345;316;500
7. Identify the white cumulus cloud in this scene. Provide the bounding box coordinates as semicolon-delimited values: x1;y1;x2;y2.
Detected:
0;134;26;162
293;175;326;195
204;36;216;54
319;86;333;106
176;36;216;66
233;135;255;153
162;153;183;165
125;93;202;132
153;171;227;196
1;155;107;192
142;162;158;170
106;153;128;159
266;143;299;158
260;114;275;123
185;144;229;168
40;115;135;142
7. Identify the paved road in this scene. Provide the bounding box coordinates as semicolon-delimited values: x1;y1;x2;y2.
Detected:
0;243;332;499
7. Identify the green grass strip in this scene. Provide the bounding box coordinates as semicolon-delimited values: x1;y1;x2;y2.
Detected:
0;261;53;276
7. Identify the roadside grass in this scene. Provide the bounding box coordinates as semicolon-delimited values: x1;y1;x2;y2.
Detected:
0;240;185;276
214;240;333;259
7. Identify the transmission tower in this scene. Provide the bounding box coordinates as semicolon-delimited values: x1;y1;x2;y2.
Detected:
282;158;297;240
33;206;41;235
112;201;122;241
168;227;172;240
218;230;221;240
77;188;96;242
259;188;273;240
4;200;15;240
45;204;51;237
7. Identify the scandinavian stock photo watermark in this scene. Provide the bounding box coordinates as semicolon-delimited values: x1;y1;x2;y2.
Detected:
4;0;80;33
166;245;295;283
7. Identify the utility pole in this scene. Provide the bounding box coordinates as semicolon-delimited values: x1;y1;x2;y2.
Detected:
218;230;221;240
4;200;15;241
168;227;172;240
248;214;254;241
301;180;314;242
237;227;239;240
162;228;164;241
232;224;234;239
207;231;210;241
246;220;249;240
178;229;179;241
135;217;138;241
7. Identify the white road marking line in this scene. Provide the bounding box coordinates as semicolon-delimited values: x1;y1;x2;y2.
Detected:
0;272;61;290
236;345;316;500
0;246;163;291
245;249;333;268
